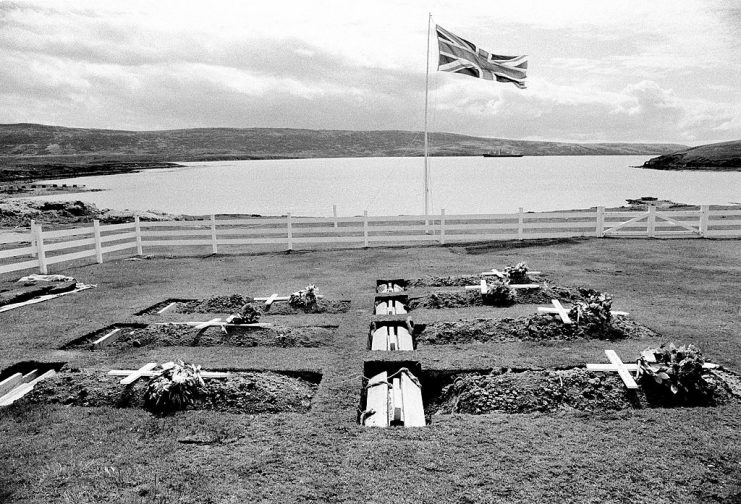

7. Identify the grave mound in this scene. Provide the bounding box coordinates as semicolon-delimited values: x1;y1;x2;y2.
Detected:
407;284;596;309
416;315;657;345
165;296;351;315
64;323;337;349
21;368;320;414
137;296;351;316
426;368;738;415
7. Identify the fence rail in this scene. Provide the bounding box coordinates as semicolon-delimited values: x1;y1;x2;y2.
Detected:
1;205;740;276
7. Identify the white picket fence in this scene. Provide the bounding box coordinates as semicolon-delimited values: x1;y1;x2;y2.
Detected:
1;205;740;276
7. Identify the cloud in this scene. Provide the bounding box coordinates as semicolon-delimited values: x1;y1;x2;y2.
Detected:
0;0;739;144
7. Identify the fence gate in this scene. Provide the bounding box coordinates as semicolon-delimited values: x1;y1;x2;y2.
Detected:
602;206;704;238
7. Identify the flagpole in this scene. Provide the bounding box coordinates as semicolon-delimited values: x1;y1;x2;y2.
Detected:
424;12;431;229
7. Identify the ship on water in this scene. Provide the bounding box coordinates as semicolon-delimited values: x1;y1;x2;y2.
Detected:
482;147;523;157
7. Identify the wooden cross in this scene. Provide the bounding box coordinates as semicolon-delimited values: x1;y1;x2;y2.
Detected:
154;321;272;328
587;349;718;389
468;279;488;294
119;362;158;385
481;268;541;277
109;362;230;385
465;278;541;293
537;299;573;324
254;293;324;308
193;318;222;331
602;349;639;389
538;300;629;324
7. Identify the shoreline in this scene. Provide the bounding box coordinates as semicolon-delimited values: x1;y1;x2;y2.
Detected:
3;151;738;195
0;151;699;187
0;196;708;231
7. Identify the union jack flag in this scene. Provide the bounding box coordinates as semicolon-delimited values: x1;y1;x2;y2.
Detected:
436;25;528;89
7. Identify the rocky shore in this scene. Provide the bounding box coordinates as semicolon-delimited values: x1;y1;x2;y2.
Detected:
0;160;183;183
0;199;184;228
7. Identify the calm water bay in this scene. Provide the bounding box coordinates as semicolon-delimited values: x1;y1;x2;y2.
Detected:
30;156;741;217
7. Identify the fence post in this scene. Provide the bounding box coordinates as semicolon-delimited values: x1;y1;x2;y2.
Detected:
517;207;524;240
596;206;605;237
29;220;37;257
699;205;709;237
440;208;446;245
647;206;656;238
34;224;48;274
134;216;143;256
286;213;293;251
210;214;218;254
93;220;103;263
363;210;369;247
333;205;338;229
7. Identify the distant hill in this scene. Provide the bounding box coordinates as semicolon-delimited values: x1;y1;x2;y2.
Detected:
641;140;741;171
0;123;689;182
0;123;686;160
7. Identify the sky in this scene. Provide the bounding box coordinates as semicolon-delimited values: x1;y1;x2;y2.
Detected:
1;0;740;144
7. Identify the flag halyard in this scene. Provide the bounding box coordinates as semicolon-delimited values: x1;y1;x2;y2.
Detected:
436;25;528;88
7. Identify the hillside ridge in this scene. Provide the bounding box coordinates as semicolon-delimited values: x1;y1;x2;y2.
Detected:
641;139;741;171
0;123;686;159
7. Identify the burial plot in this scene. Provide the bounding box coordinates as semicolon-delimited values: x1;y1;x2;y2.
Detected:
63;322;339;349
19;364;321;414
405;282;565;310
414;314;658;345
137;295;350;316
425;364;739;415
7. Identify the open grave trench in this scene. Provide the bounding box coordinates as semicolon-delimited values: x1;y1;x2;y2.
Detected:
1;360;321;414
62;321;339;350
136;295;351;316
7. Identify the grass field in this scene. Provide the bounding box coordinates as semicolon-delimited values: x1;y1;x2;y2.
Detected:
1;237;740;503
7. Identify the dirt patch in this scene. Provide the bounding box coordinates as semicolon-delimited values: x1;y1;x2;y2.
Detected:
22;368;320;414
406;275;482;288
407;284;596;309
172;296;351;315
65;323;337;349
262;298;351;315
427;367;737;415
407;290;482;309
416;315;658;345
177;295;251;314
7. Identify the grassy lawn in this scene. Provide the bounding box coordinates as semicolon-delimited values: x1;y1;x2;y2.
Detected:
1;237;740;503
